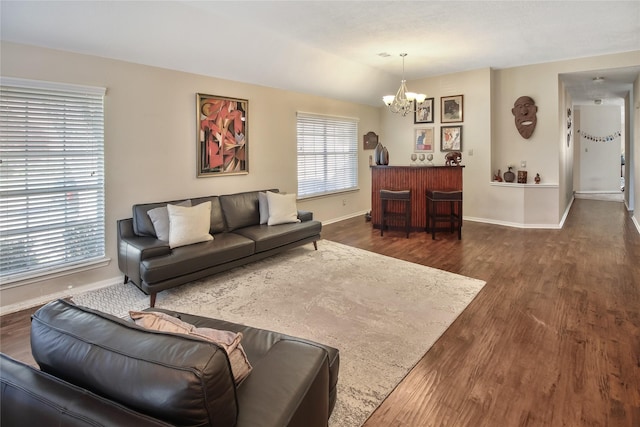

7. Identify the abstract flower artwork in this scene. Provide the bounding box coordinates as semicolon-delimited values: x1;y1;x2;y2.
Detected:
197;94;248;176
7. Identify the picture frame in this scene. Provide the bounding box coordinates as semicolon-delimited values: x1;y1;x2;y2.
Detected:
441;125;462;151
197;93;248;177
414;97;434;124
441;95;463;123
414;127;435;153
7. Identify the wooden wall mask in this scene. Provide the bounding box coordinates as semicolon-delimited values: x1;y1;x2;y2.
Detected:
511;96;537;139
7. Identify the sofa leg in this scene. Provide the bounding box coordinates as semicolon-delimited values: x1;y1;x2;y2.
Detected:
123;275;129;284
149;293;156;308
313;241;318;250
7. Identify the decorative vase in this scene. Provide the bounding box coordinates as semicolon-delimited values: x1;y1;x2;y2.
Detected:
374;143;383;165
381;147;389;165
503;167;515;183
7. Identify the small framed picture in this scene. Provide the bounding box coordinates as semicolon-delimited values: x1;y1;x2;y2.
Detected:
441;95;463;123
441;125;462;151
414;98;434;124
415;127;434;153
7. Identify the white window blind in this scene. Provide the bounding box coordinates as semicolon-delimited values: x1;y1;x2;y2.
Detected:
0;78;106;284
297;112;358;199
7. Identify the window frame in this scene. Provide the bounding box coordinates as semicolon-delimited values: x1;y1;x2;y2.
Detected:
296;111;359;200
0;77;108;286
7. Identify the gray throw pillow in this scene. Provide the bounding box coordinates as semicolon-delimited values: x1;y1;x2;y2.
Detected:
258;192;269;225
147;199;191;241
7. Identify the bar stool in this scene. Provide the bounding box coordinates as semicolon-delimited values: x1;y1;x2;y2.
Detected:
426;190;463;240
380;189;411;238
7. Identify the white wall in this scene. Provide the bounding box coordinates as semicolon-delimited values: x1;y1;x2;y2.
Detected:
574;105;623;193
0;41;380;310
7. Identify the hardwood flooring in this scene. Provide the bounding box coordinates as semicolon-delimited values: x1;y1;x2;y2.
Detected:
1;198;639;426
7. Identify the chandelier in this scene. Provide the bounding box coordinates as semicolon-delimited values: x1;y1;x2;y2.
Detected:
382;53;427;116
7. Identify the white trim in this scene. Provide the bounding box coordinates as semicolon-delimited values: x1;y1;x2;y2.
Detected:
490;182;559;188
0;275;122;316
296;110;360;122
633;214;640;235
558;196;575;228
0;76;106;95
463;216;562;230
1;257;111;289
321;210;369;226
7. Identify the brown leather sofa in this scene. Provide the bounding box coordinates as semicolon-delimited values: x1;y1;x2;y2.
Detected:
0;299;340;427
117;189;322;307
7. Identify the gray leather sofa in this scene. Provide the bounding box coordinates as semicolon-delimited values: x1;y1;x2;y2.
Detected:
0;299;340;427
117;189;322;307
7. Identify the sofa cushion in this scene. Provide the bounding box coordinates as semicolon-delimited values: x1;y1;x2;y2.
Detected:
147;200;192;241
129;310;252;384
167;202;214;248
234;220;322;253
219;191;261;231
151;309;341;422
191;196;225;234
133;198;190;237
266;191;301;226
0;353;173;427
30;300;239;427
140;232;254;284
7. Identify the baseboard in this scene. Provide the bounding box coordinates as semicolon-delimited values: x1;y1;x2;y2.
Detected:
322;210;369;226
559;195;575;229
463;216;562;229
0;276;122;316
633;214;640;235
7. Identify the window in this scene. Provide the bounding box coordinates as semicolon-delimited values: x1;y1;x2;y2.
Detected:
0;78;106;284
296;112;358;199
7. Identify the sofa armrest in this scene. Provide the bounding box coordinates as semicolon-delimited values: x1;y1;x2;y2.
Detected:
297;210;313;222
118;218;171;285
0;353;173;427
235;339;330;427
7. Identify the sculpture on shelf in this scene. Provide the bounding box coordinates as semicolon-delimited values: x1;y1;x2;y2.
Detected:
512;96;538;139
445;151;462;166
535;173;541;184
374;142;389;165
493;170;503;182
503;166;515;182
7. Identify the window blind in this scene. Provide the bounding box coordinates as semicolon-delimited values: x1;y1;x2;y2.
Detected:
296;112;358;199
0;78;106;284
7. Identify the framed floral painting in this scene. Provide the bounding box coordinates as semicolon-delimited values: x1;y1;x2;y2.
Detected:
441;125;462;151
197;93;248;177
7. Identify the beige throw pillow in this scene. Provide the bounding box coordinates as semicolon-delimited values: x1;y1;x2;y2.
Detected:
129;310;252;385
266;191;301;226
167;202;213;249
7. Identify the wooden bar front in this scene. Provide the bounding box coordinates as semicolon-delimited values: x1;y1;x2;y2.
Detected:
371;165;464;231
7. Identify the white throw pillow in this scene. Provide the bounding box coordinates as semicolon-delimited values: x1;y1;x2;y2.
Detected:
167;202;214;249
147;200;191;241
258;192;269;225
266;191;301;226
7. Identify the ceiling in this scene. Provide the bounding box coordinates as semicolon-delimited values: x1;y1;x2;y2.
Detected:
1;1;639;106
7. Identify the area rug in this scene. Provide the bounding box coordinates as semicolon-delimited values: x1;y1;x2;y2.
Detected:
73;240;485;427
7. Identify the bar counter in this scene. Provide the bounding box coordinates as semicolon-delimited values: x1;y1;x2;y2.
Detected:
371;165;464;231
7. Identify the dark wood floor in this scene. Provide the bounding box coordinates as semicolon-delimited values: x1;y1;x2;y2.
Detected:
1;198;639;426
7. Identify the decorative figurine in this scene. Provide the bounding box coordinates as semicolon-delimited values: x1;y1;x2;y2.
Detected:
535;173;541;184
494;170;503;182
503;166;516;182
445;151;462;166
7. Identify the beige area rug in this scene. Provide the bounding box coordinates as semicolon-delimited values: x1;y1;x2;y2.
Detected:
74;240;485;427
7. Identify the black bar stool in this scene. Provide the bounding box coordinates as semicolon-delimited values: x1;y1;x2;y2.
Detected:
380;189;411;238
426;190;462;240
